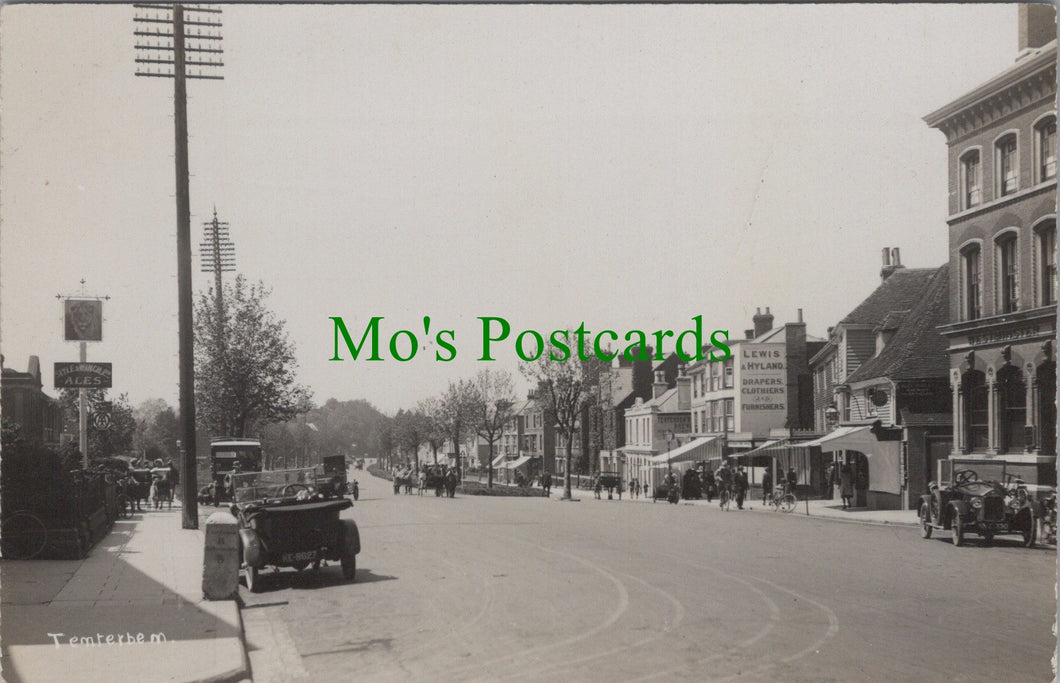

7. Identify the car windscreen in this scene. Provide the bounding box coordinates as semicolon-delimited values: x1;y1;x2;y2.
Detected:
231;468;317;502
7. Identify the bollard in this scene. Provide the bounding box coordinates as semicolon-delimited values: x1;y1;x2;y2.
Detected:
202;510;240;600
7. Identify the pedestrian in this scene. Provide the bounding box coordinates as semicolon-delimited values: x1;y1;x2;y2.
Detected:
594;477;602;499
542;471;552;497
786;467;798;496
703;468;715;502
761;467;773;506
629;479;636;499
839;463;854;509
643;482;649;498
734;466;749;510
717;463;733;508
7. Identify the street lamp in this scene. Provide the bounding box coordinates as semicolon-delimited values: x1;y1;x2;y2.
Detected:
664;430;675;477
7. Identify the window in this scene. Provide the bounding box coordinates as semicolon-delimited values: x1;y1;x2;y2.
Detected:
1037;116;1056;182
724;362;734;388
962;244;982;320
960;149;982;208
1038;221;1057;306
963;370;988;451
996;134;1018;197
997;233;1019;313
997;366;1027;454
724;399;734;432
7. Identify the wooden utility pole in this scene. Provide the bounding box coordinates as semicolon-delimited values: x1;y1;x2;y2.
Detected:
135;3;224;530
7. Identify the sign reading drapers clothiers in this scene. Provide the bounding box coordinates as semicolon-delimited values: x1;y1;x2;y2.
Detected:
54;362;112;389
734;342;787;437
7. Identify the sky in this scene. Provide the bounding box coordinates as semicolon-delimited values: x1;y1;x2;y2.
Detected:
0;3;1022;415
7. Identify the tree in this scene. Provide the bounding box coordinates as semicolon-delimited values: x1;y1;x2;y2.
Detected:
59;389;138;462
471;369;517;489
439;378;479;478
194;274;312;438
418;397;449;465
394;408;429;470
520;333;607;500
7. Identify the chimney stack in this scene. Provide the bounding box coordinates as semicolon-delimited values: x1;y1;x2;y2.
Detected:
752;306;774;338
1018;3;1057;53
676;365;691;411
652;370;668;399
880;246;906;282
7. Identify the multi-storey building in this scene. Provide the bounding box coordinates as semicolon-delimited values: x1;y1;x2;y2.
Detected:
621;368;692;491
924;6;1056;491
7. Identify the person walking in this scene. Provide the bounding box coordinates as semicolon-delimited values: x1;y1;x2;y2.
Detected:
629;478;637;499
761;467;773;506
594;477;602;499
734;466;749;510
786;467;798;496
717;463;733;508
703;468;716;502
839;463;854;509
542;471;552;497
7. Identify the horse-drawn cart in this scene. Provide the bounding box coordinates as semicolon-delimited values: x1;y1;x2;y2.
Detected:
229;468;360;592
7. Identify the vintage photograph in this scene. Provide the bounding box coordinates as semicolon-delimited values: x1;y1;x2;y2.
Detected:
0;3;1056;681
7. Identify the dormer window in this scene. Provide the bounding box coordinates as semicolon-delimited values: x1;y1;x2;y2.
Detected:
960;149;982;208
996;133;1019;197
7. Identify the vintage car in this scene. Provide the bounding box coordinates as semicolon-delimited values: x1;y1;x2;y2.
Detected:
918;468;1037;547
229;468;360;592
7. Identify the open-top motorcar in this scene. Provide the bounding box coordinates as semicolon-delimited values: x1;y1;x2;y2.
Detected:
918;468;1037;547
230;468;360;592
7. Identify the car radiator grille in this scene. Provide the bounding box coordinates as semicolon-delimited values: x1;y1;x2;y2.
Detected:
983;496;1005;522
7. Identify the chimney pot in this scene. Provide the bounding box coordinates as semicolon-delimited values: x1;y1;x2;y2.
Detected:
891;247;900;266
797;308;804;323
882;247;891;266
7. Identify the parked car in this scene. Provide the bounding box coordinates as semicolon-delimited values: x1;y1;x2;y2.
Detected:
229;468;360;592
918;468;1037;547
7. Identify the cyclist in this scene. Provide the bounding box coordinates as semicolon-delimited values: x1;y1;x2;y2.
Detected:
716;463;733;509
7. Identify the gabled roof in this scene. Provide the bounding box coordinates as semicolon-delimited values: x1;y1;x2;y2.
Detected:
845;264;950;384
629;387;681;413
839;268;937;326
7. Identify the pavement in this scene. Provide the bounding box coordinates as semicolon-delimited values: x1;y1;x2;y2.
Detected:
509;478;921;526
1;504;249;683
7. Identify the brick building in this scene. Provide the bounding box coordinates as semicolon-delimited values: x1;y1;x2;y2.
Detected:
924;5;1057;492
1;355;64;448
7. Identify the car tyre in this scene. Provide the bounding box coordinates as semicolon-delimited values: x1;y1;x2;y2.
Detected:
919;505;932;539
952;513;965;547
341;552;356;581
246;565;262;593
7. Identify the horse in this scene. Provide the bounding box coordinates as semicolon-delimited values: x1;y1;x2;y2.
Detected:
445;470;458;498
122;474;151;512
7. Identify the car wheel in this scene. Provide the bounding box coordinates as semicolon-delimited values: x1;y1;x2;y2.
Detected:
246;565;262;593
341;552;356;581
292;561;309;572
919;505;932;539
952;513;965;547
1022;515;1036;548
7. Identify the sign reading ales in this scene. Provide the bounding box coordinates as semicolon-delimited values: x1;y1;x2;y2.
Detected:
54;362;112;389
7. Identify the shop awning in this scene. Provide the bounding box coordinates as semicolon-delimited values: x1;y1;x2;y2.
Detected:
730;439;785;460
504;455;532;470
649;436;720;467
792;425;901;495
491;453;507;468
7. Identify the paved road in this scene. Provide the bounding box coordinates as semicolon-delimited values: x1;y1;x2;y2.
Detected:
241;473;1056;682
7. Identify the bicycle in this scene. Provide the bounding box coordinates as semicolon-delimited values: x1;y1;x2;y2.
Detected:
719;484;734;511
769;485;797;513
1;510;49;560
116;494;133;520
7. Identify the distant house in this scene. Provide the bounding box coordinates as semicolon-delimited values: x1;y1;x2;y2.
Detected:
1;355;64;449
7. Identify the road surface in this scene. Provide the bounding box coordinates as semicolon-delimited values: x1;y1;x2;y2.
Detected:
241;473;1056;682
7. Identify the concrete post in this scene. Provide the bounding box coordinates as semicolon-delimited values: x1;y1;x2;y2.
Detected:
202;511;240;600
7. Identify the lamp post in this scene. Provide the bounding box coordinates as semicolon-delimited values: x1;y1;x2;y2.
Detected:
664;429;675;478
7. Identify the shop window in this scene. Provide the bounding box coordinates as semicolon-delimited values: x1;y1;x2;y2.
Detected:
1036;116;1056;182
996;233;1019;313
961;244;983;320
1037;221;1056;306
996;133;1019;197
960;149;982;208
963;370;988;451
996;366;1027;454
1037;361;1056;455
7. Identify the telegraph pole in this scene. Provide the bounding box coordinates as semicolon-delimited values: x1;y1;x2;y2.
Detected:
135;3;223;530
199;207;236;351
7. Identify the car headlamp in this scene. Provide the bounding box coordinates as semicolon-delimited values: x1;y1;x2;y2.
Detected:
971;498;983;509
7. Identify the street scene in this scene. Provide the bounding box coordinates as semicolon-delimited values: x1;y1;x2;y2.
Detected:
1;3;1057;682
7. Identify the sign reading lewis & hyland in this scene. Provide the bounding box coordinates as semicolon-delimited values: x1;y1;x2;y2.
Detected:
54;362;112;389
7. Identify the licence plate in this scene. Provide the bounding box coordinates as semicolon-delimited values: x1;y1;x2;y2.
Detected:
282;550;318;563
